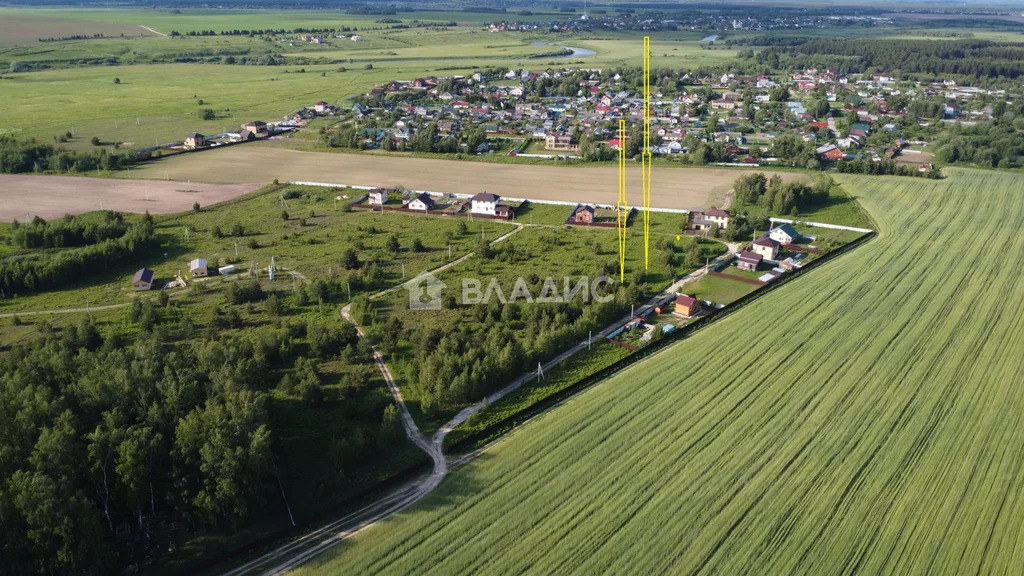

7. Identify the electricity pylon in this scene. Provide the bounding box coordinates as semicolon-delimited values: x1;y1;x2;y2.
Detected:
617;119;628;283
642;35;653;270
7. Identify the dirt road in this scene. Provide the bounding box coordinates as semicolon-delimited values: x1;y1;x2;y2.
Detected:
0;174;260;222
124;145;800;209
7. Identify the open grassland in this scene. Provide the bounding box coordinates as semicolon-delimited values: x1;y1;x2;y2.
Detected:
293;168;1024;575
0;62;464;151
123;143;804;208
0;183;512;313
0;7;565;39
0;11;738;150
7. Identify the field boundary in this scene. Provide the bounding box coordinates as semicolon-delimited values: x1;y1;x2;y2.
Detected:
707;270;766;286
446;228;877;453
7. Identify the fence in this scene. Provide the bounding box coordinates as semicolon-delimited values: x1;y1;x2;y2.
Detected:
769;217;874;234
288;181;694;214
447;228;877;453
708;270;765;286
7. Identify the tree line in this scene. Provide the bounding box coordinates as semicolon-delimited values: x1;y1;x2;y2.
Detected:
0;135;132;174
6;212;129;249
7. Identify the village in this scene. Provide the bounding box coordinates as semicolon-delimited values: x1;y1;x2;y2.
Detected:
311;65;1005;174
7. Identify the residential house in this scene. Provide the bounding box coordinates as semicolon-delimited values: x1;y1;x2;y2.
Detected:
735;251;763;272
408;193;435;211
704;209;732;230
314;101;335;114
368;188;389;205
132;268;154;291
674;294;702;318
711;92;741;110
572;204;595;224
470;192;500;216
495;204;515;220
242;121;268;136
769;224;799;245
545;133;579;152
237;129;256;142
752;237;779;260
189;258;209;278
816;143;844;161
184;133;205;149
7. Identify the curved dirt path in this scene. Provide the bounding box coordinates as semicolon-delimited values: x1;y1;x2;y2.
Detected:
223;225;524;575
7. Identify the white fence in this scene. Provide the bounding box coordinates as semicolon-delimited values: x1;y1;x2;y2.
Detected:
288;181;692;214
769;217;874;234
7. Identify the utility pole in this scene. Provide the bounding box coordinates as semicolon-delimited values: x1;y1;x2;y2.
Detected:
347;282;351;301
536;362;544;382
588;330;592;350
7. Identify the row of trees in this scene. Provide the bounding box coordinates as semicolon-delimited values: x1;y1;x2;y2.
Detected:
0;135;132;174
7;212;129;249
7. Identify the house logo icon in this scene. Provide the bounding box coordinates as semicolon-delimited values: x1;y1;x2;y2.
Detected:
406;270;445;310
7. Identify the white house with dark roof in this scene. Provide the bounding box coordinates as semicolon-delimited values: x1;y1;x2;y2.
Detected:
408;193;435;211
470;192;500;215
769;224;799;245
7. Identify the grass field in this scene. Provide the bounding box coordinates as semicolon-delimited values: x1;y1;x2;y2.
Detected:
291;167;1024;574
0;8;740;150
0;183;513;313
689;272;760;305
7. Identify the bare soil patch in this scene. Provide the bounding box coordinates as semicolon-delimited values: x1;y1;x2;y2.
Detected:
0;174;259;221
0;15;157;46
126;145;804;210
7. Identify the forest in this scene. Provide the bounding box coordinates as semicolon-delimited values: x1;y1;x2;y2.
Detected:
0;275;407;574
0;317;274;574
758;39;1024;80
932;117;1024;169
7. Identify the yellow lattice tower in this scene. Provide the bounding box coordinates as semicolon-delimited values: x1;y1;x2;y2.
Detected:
617;119;628;282
642;35;653;270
